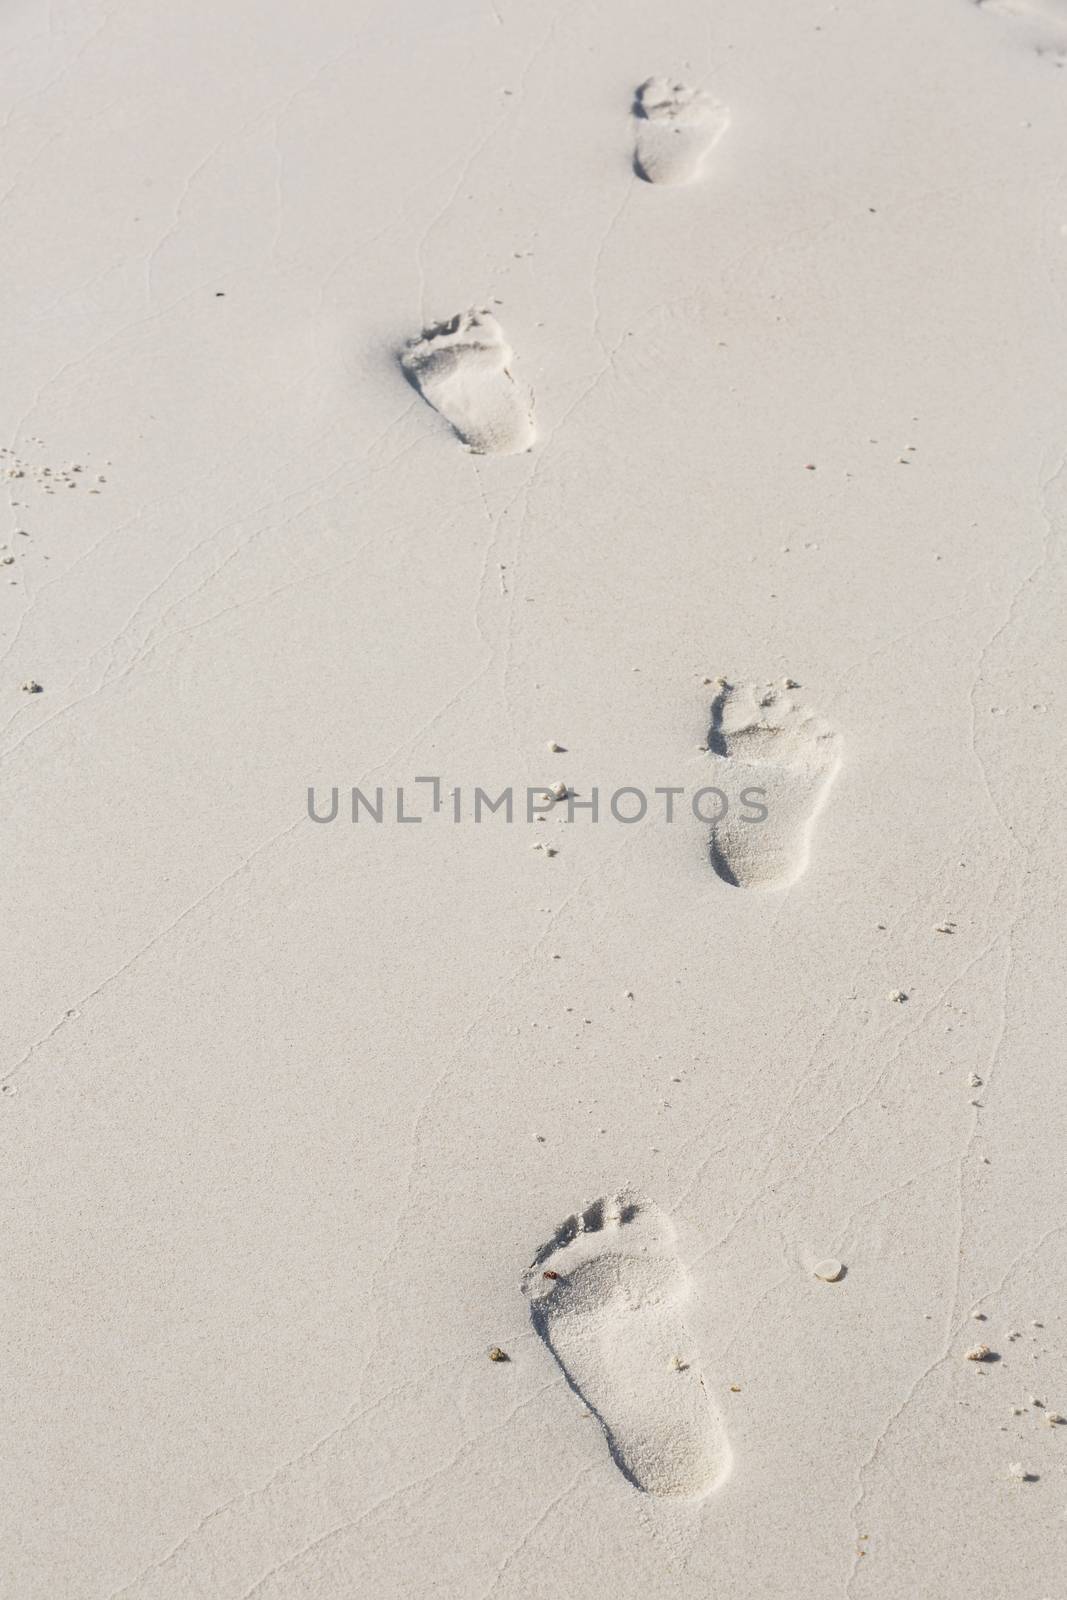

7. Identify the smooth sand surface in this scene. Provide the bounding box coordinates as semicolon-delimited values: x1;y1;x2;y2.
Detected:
2;1;1066;1595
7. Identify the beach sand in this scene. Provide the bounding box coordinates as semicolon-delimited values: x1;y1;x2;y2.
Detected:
2;0;1066;1594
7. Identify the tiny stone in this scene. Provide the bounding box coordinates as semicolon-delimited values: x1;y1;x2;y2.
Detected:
968;1073;983;1088
1030;1395;1044;1407
889;990;909;1003
972;1311;987;1321
550;781;567;801
547;741;564;753
965;1345;991;1361
0;555;14;565
1046;1413;1065;1426
488;1346;509;1362
20;679;42;693
1007;1461;1035;1481
813;1259;844;1282
782;677;800;688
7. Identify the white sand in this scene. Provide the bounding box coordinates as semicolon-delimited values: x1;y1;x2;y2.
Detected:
2;0;1066;1595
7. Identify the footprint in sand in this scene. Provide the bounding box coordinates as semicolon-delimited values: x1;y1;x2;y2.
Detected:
632;77;730;186
973;0;1067;57
522;1192;729;1498
705;679;840;890
400;307;535;455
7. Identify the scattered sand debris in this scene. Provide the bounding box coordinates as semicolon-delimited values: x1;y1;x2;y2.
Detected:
814;1259;844;1282
1030;1395;1044;1408
542;1270;560;1280
965;1345;992;1362
968;1073;983;1088
935;921;957;934
488;1346;510;1362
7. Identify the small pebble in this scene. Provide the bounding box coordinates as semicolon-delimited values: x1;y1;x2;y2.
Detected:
965;1345;992;1362
813;1259;844;1282
20;679;42;693
547;740;564;753
1008;1461;1036;1481
488;1346;509;1363
889;990;909;1004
